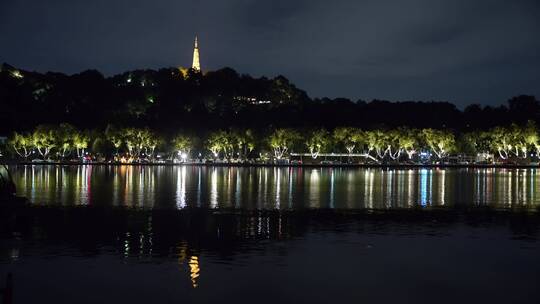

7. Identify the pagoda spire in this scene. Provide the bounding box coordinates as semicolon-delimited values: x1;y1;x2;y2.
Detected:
192;36;201;71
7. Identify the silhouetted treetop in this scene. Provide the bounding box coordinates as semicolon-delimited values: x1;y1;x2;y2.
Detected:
0;63;538;134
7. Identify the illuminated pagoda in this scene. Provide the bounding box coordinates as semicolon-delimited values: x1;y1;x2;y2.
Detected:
192;36;201;72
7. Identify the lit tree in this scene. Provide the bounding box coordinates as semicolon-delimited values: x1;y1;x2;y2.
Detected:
305;129;330;159
105;125;124;155
523;121;540;158
9;132;33;159
123;128;136;157
488;126;514;159
123;128;148;158
365;130;388;160
32;125;56;158
73;130;90;157
460;131;491;155
144;131;162;158
206;132;221;158
383;130;402;160
333;127;364;154
233;129;256;159
207;130;234;159
172;133;193;159
268;128;301;159
508;123;529;158
493;121;540;159
397;127;420;159
56;123;77;159
422;129;455;159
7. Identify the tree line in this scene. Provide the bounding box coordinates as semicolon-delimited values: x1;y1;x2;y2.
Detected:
1;63;540;135
4;122;540;163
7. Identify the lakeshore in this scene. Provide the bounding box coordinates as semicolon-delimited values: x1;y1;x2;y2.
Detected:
2;160;540;169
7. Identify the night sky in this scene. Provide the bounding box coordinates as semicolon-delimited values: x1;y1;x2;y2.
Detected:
1;0;539;107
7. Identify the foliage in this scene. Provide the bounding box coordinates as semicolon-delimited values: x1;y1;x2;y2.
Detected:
9;132;33;158
123;128;159;157
172;133;193;157
56;123;77;158
268;129;301;159
73;129;90;157
488;122;538;159
333;127;364;154
397;127;420;159
233;129;257;159
3;63;538;137
207;130;235;158
105;125;124;154
365;130;389;159
460;131;490;155
32;125;57;158
8;120;540;162
422;129;456;159
306;129;331;159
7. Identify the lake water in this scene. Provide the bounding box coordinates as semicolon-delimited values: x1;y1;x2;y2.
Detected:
1;165;540;303
8;165;540;210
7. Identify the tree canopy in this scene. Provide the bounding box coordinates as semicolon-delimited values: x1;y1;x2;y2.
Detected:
2;63;539;136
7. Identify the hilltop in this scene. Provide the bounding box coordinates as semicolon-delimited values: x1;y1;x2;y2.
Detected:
1;63;538;134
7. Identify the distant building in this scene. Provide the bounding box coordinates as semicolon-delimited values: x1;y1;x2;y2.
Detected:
233;96;271;105
192;36;201;72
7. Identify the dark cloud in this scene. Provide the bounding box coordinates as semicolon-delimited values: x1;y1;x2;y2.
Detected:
412;25;468;46
1;0;539;107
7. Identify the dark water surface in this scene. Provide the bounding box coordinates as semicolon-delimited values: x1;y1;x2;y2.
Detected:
9;165;540;209
1;165;540;303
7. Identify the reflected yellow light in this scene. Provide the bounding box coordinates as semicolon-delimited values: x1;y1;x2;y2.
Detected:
407;169;414;207
189;256;200;288
440;169;446;205
309;169;320;208
275;168;281;209
210;168;218;208
176;166;187;209
177;243;187;264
